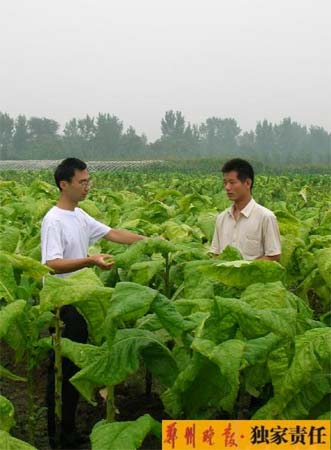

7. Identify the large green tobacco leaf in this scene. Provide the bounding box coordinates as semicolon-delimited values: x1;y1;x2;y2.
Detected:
0;396;14;432
218;245;243;261
192;338;246;412
61;328;178;403
151;293;195;337
202;259;285;288
0;255;17;302
241;281;315;333
0;228;20;253
162;220;195;242
215;297;297;339
113;239;177;269
105;282;158;326
183;261;215;299
0;300;26;339
297;268;331;312
107;283;196;339
253;327;331;419
197;212;218;241
0;252;50;279
40;269;113;311
275;210;302;237
191;333;284;412
161;353;226;418
127;259;164;285
90;415;161;450
316;247;331;287
0;431;37;450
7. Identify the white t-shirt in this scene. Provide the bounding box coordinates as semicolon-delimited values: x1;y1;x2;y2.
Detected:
41;206;111;277
210;198;281;260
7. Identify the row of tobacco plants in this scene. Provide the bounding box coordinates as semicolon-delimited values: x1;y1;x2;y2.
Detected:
0;171;330;449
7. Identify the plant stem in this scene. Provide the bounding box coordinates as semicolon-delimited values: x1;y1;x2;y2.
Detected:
26;349;36;446
54;307;63;446
164;253;171;298
106;385;116;422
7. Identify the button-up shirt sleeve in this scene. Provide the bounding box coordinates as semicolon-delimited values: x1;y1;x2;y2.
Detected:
262;213;282;256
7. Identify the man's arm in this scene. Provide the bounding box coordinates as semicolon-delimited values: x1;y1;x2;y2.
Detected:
261;213;282;262
46;254;113;274
104;228;147;244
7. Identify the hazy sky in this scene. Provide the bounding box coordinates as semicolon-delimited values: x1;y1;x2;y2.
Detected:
1;0;330;140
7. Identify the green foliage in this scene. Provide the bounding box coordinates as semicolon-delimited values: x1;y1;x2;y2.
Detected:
0;169;330;444
0;396;15;432
90;415;161;450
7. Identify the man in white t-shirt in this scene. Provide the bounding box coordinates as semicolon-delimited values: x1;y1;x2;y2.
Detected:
210;158;281;261
42;158;148;449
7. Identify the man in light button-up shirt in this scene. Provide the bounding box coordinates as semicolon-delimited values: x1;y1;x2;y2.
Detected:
210;158;281;261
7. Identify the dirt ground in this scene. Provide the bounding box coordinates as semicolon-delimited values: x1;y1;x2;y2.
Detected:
1;343;166;450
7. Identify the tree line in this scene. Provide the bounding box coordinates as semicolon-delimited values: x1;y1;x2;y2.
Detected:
0;111;330;166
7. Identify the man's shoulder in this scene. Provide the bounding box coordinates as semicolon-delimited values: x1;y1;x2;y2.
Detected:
215;207;231;221
42;206;58;222
253;201;276;218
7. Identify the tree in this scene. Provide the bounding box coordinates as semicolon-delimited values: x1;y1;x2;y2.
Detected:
307;126;331;165
161;110;185;138
63;119;85;159
94;114;123;159
27;117;61;159
13;115;29;159
199;117;241;156
255;120;276;165
274;118;308;165
238;131;255;157
0;112;14;160
120;126;148;159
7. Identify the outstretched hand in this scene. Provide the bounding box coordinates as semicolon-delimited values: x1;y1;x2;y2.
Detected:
89;253;114;270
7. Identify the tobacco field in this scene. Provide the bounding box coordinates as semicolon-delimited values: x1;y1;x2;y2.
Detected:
0;170;330;449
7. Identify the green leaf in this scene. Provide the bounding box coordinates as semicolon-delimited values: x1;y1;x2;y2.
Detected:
40;269;113;311
151;293;194;337
218;245;243;261
202;260;285;288
183;261;215;299
0;396;14;432
90;415;161;450
192;338;246;412
0;252;50;279
61;328;178;403
316;247;331;287
0;430;37;450
0;366;26;382
0;300;26;339
114;239;177;269
0;228;20;253
161;353;225;418
128;259;164;285
0;255;17;302
253;328;331;419
105;282;158;329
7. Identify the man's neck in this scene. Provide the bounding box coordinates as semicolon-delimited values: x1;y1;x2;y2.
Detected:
233;195;252;217
57;195;77;211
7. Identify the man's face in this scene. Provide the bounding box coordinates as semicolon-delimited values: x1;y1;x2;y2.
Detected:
60;169;91;202
223;170;251;202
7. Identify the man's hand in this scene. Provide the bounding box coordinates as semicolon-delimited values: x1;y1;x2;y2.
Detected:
88;254;114;270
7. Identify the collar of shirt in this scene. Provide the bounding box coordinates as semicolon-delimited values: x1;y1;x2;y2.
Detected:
227;198;256;219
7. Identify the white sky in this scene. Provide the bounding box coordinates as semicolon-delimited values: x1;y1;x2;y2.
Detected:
1;0;330;140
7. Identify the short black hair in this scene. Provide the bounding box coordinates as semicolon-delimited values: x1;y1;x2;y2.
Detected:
54;158;87;190
221;158;254;190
